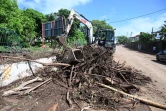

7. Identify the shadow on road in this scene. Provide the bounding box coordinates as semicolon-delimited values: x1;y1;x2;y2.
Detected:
151;60;166;65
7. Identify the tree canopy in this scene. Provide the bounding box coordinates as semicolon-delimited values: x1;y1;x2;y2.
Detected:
117;36;128;44
0;0;46;47
160;21;166;41
91;20;113;33
139;32;153;43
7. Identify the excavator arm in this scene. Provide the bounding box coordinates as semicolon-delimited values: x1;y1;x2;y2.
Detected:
57;9;94;63
61;9;93;44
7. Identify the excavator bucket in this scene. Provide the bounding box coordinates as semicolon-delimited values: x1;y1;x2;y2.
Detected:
61;48;84;63
57;36;84;63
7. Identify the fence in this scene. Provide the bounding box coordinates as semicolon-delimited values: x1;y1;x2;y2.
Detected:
0;28;22;53
126;41;166;53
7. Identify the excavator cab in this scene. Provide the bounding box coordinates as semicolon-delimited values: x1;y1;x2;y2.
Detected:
95;29;116;52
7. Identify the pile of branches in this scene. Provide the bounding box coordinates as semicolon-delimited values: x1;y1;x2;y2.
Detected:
50;45;152;110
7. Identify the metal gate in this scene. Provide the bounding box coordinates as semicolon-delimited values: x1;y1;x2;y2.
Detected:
0;28;22;53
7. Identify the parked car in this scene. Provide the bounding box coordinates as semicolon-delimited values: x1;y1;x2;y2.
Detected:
156;50;166;61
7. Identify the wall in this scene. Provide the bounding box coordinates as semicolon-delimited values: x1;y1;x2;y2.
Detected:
0;56;56;87
126;41;166;52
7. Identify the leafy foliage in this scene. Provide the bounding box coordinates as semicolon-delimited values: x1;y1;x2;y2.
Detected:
45;13;57;21
57;9;80;37
117;36;128;44
0;0;46;47
67;30;87;46
160;21;166;41
92;20;113;33
139;32;153;43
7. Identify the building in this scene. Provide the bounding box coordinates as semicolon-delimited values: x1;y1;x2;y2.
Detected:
129;32;140;42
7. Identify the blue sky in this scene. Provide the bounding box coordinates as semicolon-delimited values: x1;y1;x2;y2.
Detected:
18;0;166;36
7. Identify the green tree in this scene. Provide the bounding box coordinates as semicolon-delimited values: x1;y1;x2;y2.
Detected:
139;32;152;43
0;0;46;47
23;8;46;37
45;13;57;21
0;0;23;35
67;30;87;46
91;20;113;33
160;21;166;41
117;36;128;44
57;8;80;37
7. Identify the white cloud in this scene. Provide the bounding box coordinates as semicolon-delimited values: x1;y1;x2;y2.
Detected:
17;0;92;14
115;13;166;36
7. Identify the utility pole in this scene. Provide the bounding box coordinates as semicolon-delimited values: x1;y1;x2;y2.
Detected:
151;27;153;41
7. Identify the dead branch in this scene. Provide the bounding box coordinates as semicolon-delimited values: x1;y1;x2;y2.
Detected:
3;77;43;96
24;78;52;94
119;73;129;84
0;56;70;66
97;82;166;110
69;65;74;87
105;77;139;91
67;91;73;106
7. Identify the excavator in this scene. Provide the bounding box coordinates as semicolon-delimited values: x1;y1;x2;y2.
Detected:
57;9;116;63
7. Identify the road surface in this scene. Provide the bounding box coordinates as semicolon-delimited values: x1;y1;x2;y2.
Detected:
114;45;166;111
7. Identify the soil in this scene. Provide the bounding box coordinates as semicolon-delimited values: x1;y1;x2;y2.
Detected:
114;45;166;111
0;76;69;111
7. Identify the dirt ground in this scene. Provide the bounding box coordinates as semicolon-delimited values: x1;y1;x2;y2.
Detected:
113;45;166;111
0;76;70;111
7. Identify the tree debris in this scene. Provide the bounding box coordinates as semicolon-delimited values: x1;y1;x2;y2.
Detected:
2;45;162;111
3;77;43;96
97;82;166;110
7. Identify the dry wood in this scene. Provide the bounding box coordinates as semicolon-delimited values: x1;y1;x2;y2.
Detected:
67;91;73;106
119;73;129;84
66;65;74;107
24;78;52;94
105;77;140;91
97;82;166;110
69;65;74;87
0;55;70;66
3;77;43;96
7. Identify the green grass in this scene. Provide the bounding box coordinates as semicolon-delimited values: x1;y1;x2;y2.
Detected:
22;46;53;53
0;46;22;52
0;46;9;52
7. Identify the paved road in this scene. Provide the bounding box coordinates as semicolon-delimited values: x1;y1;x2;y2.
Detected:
114;45;166;111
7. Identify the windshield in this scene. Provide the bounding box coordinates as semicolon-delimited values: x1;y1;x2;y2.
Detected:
98;30;115;41
106;31;114;41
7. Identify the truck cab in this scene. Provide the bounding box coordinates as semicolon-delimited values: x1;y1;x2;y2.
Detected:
95;29;116;52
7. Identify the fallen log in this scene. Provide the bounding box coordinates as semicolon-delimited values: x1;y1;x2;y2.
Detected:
24;78;52;94
97;82;166;110
3;77;43;96
0;55;70;66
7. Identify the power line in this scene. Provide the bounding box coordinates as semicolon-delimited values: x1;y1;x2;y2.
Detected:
110;8;166;23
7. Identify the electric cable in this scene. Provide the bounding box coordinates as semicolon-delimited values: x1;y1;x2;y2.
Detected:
110;8;166;23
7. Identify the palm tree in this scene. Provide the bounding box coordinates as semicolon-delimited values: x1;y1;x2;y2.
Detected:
160;21;166;40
